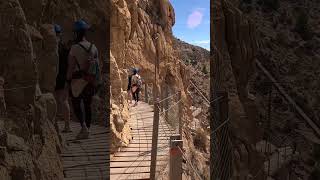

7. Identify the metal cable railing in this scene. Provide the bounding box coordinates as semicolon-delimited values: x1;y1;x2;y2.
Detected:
155;92;180;178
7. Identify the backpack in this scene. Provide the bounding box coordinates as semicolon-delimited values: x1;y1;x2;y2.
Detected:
137;76;142;87
75;43;100;86
131;74;142;88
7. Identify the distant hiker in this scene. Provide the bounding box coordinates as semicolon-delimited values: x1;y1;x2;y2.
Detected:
131;68;142;107
127;68;133;104
67;20;100;139
54;24;71;133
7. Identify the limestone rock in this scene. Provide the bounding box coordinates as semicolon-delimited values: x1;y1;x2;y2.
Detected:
0;0;36;109
111;0;202;178
38;24;58;93
0;133;28;152
113;114;125;132
211;0;264;176
1;0;109;179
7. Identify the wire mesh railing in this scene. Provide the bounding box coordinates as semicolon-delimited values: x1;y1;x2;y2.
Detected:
155;91;180;179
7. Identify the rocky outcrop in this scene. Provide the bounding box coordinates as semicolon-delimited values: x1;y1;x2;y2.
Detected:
238;0;320;178
111;0;207;178
0;1;63;179
0;0;109;179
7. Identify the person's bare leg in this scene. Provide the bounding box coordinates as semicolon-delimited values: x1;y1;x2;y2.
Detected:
62;99;71;132
127;90;132;104
60;88;71;132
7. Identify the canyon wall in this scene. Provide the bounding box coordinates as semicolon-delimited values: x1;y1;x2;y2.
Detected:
0;0;109;179
111;0;209;178
211;0;265;178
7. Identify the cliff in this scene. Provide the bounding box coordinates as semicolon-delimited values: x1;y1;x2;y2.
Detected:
111;0;209;178
211;0;265;178
212;0;320;178
239;0;320;178
0;0;109;179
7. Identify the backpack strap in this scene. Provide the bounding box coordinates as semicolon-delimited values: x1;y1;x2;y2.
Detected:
78;43;93;54
76;43;93;71
74;58;81;71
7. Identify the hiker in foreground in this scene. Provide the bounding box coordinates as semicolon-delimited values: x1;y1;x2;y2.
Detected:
131;68;142;107
67;20;100;139
54;24;72;133
127;68;133;104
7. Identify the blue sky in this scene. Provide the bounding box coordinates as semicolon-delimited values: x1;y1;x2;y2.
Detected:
169;0;210;50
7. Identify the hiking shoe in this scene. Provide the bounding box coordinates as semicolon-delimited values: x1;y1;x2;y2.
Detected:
76;131;89;140
62;126;72;133
76;127;89;139
132;102;137;107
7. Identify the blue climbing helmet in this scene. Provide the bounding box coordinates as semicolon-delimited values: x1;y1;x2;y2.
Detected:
73;20;90;32
133;68;139;74
54;24;62;34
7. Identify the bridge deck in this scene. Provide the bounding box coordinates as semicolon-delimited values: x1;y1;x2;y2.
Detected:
58;102;172;180
110;102;171;180
58;120;110;180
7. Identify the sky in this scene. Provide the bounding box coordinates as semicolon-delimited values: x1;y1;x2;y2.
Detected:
169;0;210;50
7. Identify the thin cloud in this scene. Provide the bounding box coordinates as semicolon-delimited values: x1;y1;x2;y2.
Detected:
187;8;205;29
193;40;210;44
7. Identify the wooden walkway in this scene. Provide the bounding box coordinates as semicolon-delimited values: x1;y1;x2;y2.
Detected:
110;102;172;180
58;120;110;180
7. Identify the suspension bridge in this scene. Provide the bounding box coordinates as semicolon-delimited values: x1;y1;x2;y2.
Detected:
56;79;206;180
108;82;205;180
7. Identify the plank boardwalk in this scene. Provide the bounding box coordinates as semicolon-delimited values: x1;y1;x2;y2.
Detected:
58;119;110;180
110;102;172;180
58;102;172;180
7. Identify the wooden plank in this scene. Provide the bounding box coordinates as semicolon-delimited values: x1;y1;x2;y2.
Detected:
110;102;173;178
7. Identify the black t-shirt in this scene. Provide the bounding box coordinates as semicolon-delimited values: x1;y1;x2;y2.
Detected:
127;75;132;91
55;41;70;90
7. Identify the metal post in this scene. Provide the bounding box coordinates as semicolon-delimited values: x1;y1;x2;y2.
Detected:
267;84;272;176
277;150;280;169
150;32;160;180
145;83;148;103
150;99;160;180
169;134;183;180
178;91;183;136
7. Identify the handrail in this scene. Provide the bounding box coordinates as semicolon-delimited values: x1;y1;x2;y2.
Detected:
256;60;320;137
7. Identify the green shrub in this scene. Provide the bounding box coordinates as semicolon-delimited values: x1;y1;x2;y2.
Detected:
202;65;208;74
243;0;252;4
191;59;197;66
309;167;320;180
193;128;207;152
312;144;320;162
295;10;313;40
258;0;280;10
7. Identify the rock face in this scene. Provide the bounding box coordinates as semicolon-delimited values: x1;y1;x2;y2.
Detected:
0;0;109;179
238;0;320;178
0;1;63;179
173;38;210;128
212;0;320;178
111;0;208;178
211;0;264;178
